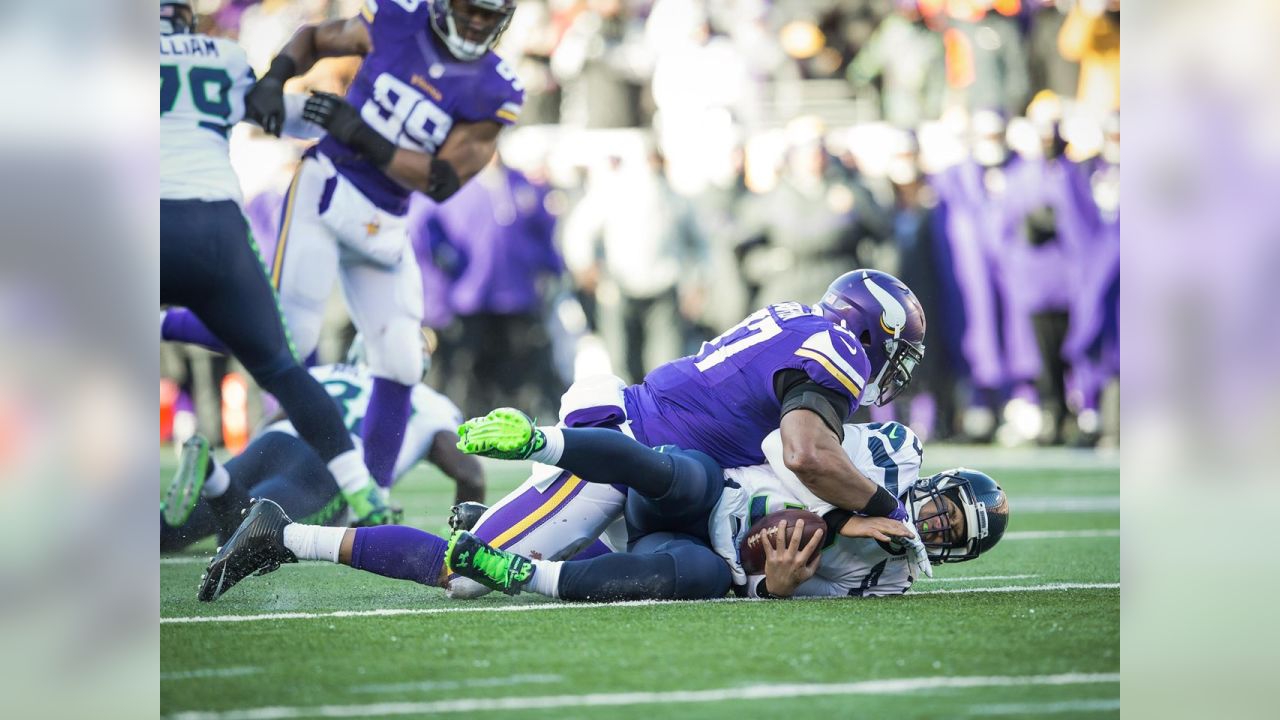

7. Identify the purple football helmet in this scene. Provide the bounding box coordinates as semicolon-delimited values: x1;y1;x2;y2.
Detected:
817;269;925;406
429;0;517;61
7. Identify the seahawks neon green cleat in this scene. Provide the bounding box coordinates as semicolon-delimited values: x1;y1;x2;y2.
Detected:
344;483;395;527
447;531;534;596
455;408;546;460
164;435;211;527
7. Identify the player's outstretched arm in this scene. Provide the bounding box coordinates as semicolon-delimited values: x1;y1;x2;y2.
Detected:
779;410;902;518
282;17;372;72
246;18;371;135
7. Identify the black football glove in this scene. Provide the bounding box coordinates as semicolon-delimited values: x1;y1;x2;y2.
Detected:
303;91;397;168
244;56;295;136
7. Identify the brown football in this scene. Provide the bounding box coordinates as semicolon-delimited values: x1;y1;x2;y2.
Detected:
739;508;826;574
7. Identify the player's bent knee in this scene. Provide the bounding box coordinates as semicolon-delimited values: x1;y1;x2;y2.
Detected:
663;542;732;600
364;318;424;385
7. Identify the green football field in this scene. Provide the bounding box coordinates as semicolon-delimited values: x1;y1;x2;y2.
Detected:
160;445;1120;719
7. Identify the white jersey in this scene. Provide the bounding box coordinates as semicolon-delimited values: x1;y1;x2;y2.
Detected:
725;421;924;597
160;33;254;203
263;364;463;484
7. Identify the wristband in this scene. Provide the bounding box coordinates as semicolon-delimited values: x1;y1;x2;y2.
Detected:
755;577;786;599
822;508;853;539
862;485;898;518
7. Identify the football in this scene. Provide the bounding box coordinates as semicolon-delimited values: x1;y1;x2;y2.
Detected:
739;508;826;574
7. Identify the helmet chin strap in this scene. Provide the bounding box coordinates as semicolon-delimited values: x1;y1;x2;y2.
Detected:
860;338;899;406
443;14;487;60
859;380;881;407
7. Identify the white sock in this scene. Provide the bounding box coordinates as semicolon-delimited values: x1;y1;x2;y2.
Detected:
527;559;563;599
327;449;372;494
527;426;564;465
202;461;230;498
282;523;347;563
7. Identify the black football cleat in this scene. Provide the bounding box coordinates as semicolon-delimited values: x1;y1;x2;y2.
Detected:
448;501;489;532
197;498;297;602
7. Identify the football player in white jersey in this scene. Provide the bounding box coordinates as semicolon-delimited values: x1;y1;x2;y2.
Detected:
159;0;392;527
728;423;1010;598
195;412;1005;604
166;0;526;507
163;360;481;555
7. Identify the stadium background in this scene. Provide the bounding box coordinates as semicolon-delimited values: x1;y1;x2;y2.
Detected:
155;2;1123;716
160;0;1120;455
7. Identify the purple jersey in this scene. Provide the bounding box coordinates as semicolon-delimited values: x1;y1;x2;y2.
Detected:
315;0;524;215
624;302;871;467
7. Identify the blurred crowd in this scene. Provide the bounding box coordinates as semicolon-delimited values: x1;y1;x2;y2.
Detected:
161;0;1120;450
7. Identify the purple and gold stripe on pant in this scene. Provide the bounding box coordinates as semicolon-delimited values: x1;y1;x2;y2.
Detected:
473;472;587;551
270;165;303;289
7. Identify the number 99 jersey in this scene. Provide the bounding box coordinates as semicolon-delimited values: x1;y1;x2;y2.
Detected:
316;0;525;215
160;33;255;202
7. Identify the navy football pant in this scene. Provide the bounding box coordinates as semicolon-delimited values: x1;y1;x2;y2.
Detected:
161;432;346;552
550;431;732;601
160;199;354;463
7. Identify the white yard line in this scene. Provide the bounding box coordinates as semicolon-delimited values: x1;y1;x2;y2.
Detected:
161;667;261;681
162;598;730;625
1004;529;1119;540
166;672;1120;720
1014;497;1120;513
967;698;1121;715
912;582;1118;596
161;582;1118;626
917;574;1039;583
348;674;563;694
162;557;212;565
923;444;1119;469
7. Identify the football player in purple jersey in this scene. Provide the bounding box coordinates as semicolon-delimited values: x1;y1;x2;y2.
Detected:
621;268;926;515
162;0;524;519
437;268;929;594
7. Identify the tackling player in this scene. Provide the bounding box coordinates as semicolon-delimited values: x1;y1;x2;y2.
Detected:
163;0;525;499
160;0;389;525
455;269;928;588
163;360;482;555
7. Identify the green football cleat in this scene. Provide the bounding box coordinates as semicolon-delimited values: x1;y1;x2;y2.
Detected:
455;408;546;460
447;531;534;596
344;483;395;527
163;435;211;527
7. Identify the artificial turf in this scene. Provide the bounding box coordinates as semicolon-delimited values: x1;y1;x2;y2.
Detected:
160;446;1120;719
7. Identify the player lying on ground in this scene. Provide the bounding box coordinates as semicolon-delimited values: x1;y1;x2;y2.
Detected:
160;0;390;524
441;269;929;591
162;360;481;553
448;411;1008;599
401;269;929;595
162;0;524;499
198;410;1006;602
